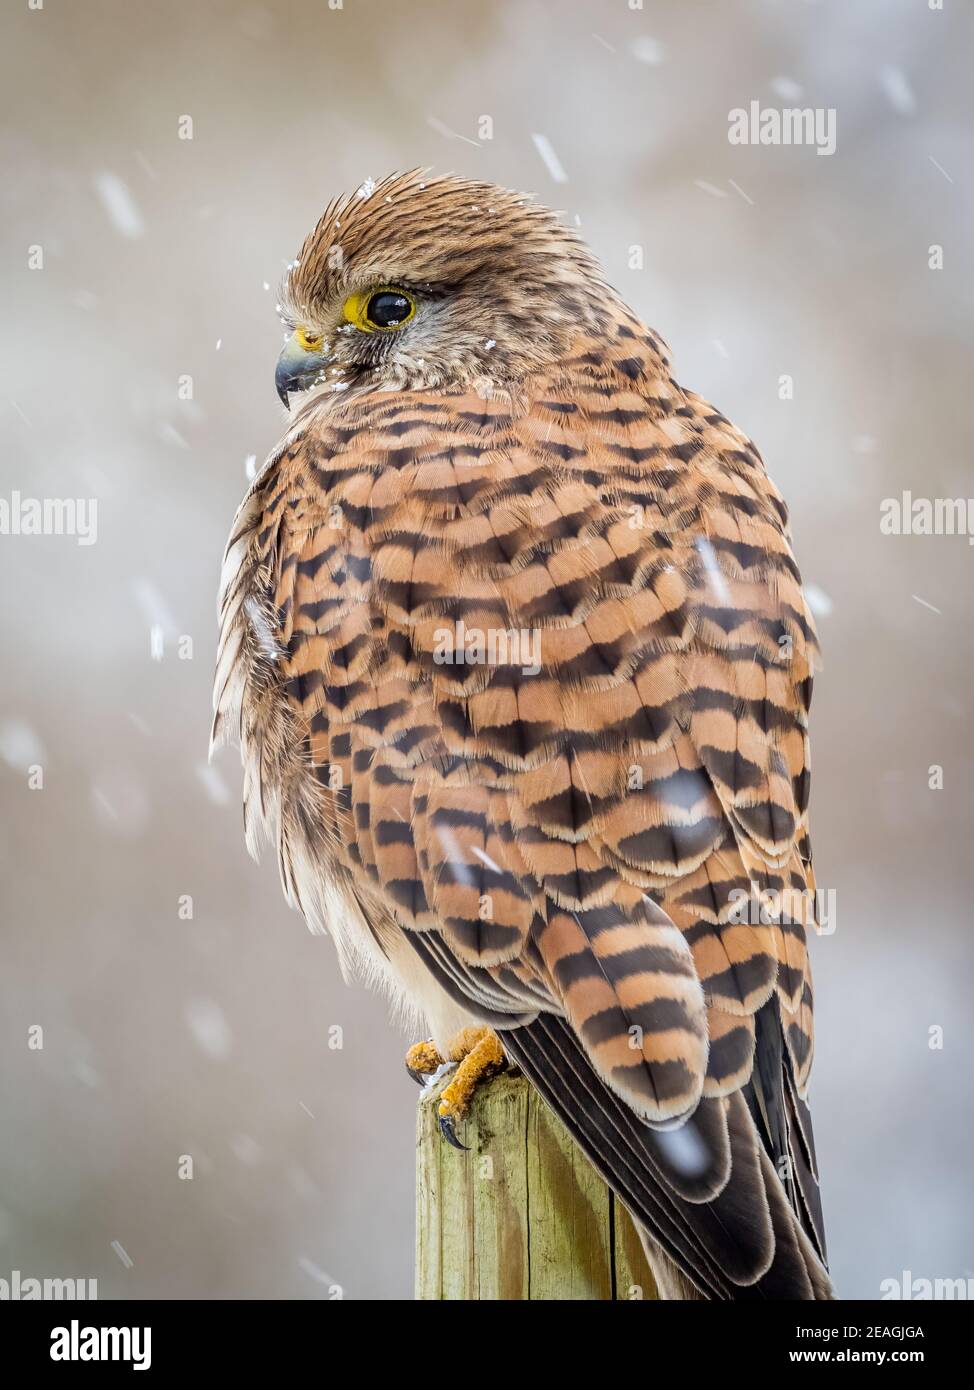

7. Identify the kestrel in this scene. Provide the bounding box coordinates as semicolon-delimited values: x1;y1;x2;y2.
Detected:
213;172;832;1300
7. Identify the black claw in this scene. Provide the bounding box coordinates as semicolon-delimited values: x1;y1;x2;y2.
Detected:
438;1113;468;1150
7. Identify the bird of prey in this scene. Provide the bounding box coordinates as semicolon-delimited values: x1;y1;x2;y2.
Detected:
212;171;832;1300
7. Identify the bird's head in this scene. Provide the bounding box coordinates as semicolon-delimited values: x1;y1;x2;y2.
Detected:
274;171;616;408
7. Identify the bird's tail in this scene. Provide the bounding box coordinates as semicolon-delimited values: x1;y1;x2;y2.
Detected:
504;1012;835;1300
634;1140;835;1301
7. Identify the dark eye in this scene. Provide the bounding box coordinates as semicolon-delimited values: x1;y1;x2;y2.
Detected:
342;285;417;333
365;290;413;329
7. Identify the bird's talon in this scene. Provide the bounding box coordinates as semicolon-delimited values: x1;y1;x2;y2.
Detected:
405;1038;445;1086
438;1113;468;1150
434;1027;506;1149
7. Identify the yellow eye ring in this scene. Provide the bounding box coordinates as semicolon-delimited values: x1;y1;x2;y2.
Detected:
342;286;416;333
295;326;324;352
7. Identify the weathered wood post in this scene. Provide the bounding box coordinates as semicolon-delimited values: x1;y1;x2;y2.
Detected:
416;1071;659;1300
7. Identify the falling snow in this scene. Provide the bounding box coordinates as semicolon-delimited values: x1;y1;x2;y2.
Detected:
727;179;754;206
93;172;145;239
531;133;569;184
298;1255;338;1287
0;718;45;770
654;1120;709;1178
132;578;178;639
694;537;731;605
470;845;502;875
427;115;480;148
184;998;233;1060
880;65;917;116
197;763;231;807
629;36;664;65
90;769;151;838
911;594;942;616
111;1241;134;1270
229;1134;261;1166
770;76;803;101
159;422;190;450
805;584;834;618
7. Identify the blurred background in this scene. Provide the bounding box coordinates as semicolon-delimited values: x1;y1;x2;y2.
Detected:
1;0;972;1300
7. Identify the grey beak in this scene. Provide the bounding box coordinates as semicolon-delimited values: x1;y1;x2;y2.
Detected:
275;334;332;408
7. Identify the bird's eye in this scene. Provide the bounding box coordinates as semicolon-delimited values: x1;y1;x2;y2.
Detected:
365;291;413;328
343;286;416;333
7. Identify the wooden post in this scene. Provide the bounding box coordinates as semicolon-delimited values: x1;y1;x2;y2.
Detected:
416;1070;659;1300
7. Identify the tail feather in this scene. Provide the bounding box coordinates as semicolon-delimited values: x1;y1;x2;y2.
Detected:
503;1010;834;1299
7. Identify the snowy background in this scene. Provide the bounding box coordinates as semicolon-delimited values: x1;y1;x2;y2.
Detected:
1;0;972;1299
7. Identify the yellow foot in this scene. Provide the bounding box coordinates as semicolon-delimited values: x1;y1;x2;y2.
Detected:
405;1039;445;1083
437;1027;506;1149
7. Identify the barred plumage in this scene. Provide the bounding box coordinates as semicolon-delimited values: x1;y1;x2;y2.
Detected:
213;172;831;1299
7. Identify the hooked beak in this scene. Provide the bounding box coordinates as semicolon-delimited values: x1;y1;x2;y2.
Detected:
275;331;332;408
